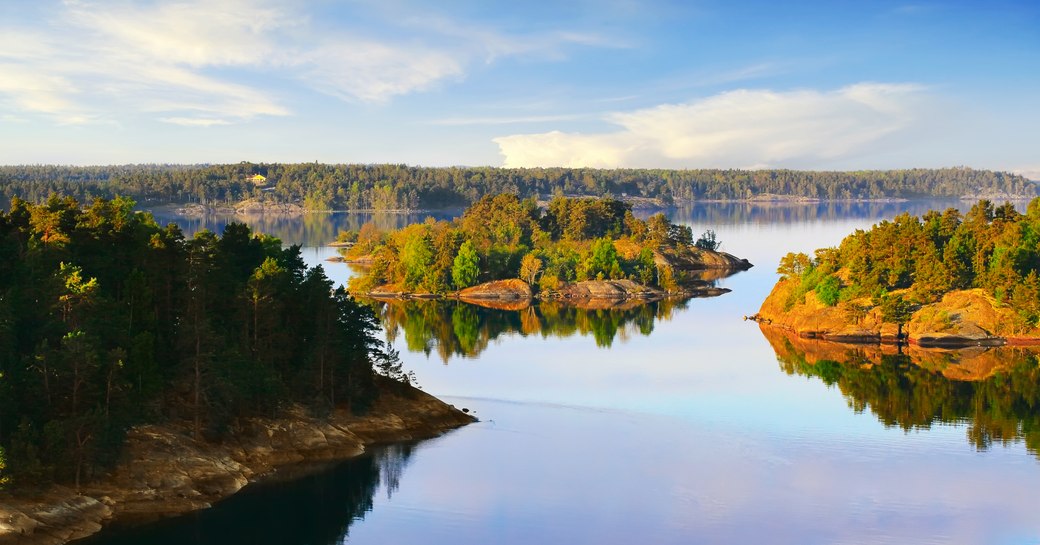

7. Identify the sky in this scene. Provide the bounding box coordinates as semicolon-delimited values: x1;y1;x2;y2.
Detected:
0;0;1037;176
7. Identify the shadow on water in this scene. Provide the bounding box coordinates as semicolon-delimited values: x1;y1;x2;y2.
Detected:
760;325;1040;457
74;444;415;545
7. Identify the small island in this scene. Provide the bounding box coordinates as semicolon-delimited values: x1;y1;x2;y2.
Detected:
755;199;1040;346
337;195;752;303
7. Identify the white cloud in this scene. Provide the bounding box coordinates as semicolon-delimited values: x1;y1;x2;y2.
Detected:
0;0;611;126
302;40;464;103
494;83;933;168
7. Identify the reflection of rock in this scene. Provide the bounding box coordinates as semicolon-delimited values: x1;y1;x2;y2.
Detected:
458;298;531;311
0;383;474;545
759;322;1040;458
457;279;532;301
759;323;1038;382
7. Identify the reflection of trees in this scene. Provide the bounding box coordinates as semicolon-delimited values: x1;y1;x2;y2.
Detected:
80;444;415;545
150;211;456;247
660;200;968;227
760;326;1040;457
368;299;688;362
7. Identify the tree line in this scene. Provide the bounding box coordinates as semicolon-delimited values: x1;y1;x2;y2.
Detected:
0;196;398;489
0;164;1034;211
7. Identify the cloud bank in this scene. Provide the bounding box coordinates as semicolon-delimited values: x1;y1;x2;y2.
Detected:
493;84;933;169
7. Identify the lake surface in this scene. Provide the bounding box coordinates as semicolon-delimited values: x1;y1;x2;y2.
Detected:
89;200;1040;545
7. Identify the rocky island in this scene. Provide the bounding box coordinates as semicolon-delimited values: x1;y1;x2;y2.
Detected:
340;194;752;304
755;199;1040;347
0;197;474;545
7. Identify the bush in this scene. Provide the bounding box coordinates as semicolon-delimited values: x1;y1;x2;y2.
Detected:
694;229;721;251
816;275;841;306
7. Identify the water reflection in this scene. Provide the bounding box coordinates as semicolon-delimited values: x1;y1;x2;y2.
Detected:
75;444;415;545
369;298;691;362
664;199;969;226
760;325;1040;457
146;209;459;246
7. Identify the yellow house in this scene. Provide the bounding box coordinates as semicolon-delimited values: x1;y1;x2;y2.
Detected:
247;174;267;185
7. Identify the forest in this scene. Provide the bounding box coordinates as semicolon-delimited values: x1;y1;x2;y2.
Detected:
776;199;1040;329
0;196;400;489
0;164;1034;211
345;194;726;295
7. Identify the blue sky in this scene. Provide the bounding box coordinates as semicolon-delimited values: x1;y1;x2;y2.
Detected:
0;0;1037;176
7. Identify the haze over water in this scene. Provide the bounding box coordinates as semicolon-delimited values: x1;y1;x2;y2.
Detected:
91;200;1040;545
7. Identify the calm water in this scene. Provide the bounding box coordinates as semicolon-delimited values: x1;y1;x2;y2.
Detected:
86;200;1040;545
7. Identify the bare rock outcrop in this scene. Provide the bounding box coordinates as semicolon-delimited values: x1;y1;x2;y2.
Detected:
0;384;474;545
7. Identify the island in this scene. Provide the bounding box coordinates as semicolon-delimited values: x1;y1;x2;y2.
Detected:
337;194;752;303
0;197;473;545
754;199;1040;346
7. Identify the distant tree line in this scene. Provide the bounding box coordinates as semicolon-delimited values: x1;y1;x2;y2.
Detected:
0;196;397;489
0;164;1034;211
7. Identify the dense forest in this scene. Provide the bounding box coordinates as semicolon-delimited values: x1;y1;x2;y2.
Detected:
0;196;401;489
775;198;1040;330
0;164;1034;211
345;194;732;295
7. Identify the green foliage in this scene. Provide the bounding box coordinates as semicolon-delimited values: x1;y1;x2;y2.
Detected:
880;293;912;326
354;196;717;293
694;229;720;251
400;232;434;290
777;252;812;279
815;275;842;306
336;229;359;243
0;197;390;487
781;198;1040;321
580;238;622;281
451;241;480;289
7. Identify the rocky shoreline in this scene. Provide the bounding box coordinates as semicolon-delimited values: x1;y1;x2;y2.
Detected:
359;277;734;307
753;283;1040;348
0;383;475;545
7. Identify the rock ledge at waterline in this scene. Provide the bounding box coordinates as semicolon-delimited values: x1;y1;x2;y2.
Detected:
0;382;474;545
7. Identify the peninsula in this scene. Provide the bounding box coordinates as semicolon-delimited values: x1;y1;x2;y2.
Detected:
340;195;752;302
755;199;1040;347
0;197;474;545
